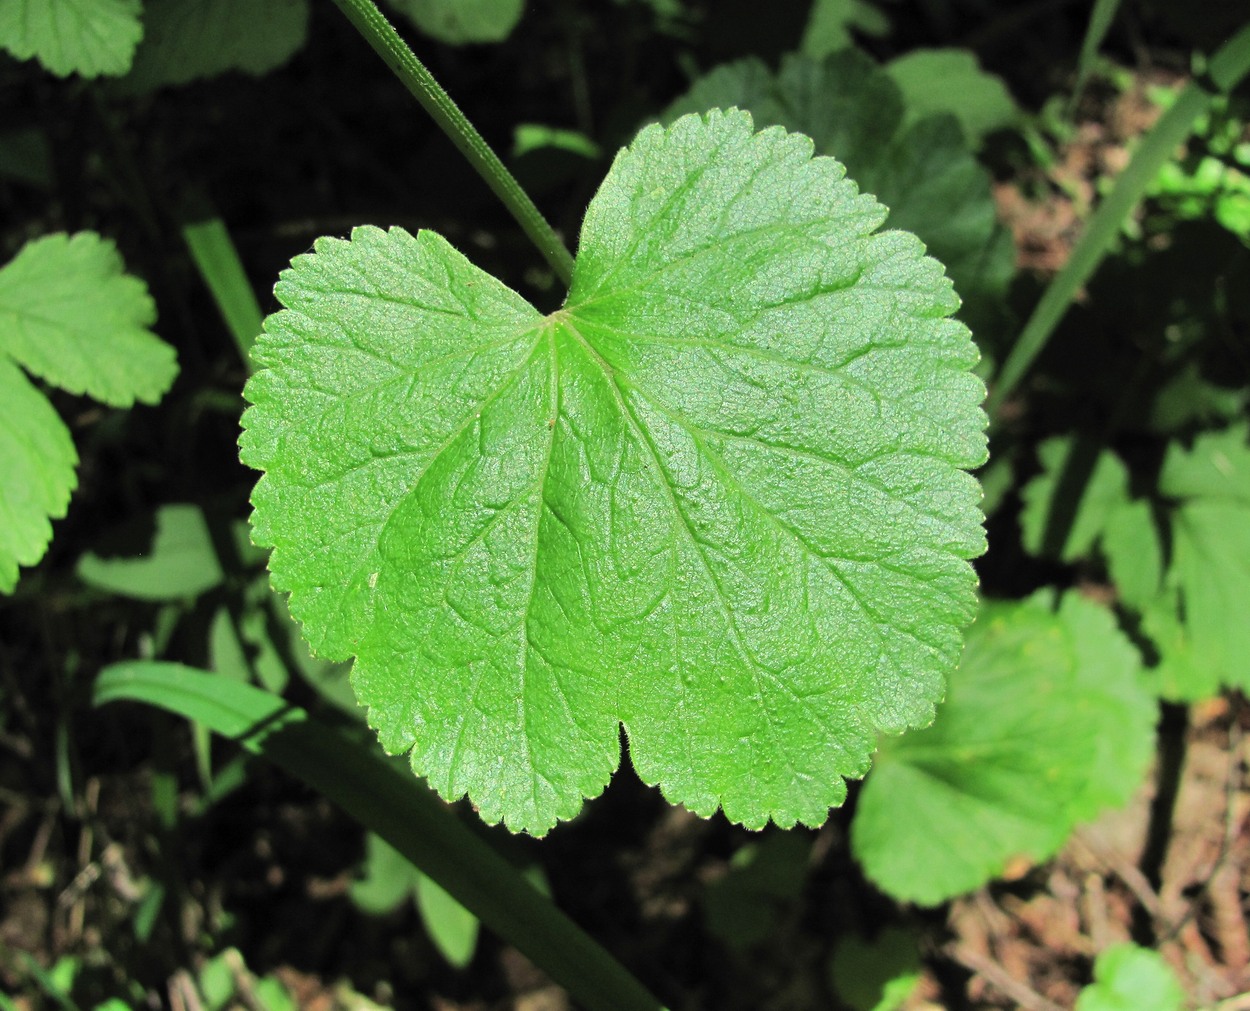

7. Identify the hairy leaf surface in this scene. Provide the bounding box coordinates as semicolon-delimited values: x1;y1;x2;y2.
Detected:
851;592;1155;906
241;110;987;834
0;0;142;77
663;51;1015;337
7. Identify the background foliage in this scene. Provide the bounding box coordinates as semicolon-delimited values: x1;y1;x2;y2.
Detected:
1;0;1249;1008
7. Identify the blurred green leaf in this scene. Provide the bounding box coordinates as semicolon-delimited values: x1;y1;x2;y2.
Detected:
182;215;265;365
77;504;223;601
0;232;177;593
884;49;1019;144
1019;437;1130;562
801;0;890;57
1101;499;1164;612
1157;424;1250;694
0;358;77;594
0;0;142;77
513;124;601;160
0;232;174;407
702;833;810;949
1075;943;1184;1011
1139;588;1220;702
829;926;923;1011
350;831;418;914
122;0;309;90
1071;0;1123;111
852;592;1156;906
415;873;480;969
383;0;523;44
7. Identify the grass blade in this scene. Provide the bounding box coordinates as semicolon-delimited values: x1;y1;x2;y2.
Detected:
987;21;1250;419
1069;0;1122;113
181;215;264;366
94;661;666;1011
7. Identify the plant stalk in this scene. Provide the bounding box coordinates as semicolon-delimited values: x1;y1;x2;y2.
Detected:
986;21;1250;420
94;663;666;1011
328;0;576;286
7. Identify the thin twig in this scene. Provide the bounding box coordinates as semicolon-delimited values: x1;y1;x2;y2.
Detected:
948;944;1068;1011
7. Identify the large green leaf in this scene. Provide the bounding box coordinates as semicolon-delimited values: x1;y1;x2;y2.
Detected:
241;110;987;834
383;0;523;45
0;0;142;78
122;0;309;90
663;51;1015;332
0;232;177;592
851;592;1155;906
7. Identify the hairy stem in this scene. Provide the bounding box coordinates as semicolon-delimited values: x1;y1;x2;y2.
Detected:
329;0;577;286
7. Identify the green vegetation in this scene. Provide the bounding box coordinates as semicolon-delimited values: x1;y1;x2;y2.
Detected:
3;0;1249;1007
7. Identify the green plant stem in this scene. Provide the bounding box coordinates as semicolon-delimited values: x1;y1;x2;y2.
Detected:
986;21;1250;419
181;212;264;367
94;662;666;1011
329;0;576;286
1068;0;1123;115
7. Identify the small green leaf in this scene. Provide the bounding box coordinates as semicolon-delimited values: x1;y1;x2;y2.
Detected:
0;232;177;592
0;0;142;78
884;49;1019;144
801;0;890;57
851;592;1155;906
210;604;290;693
383;0;523;45
352;831;482;967
122;0;309;90
242;110;987;834
350;831;419;914
0;359;77;593
0;232;175;407
513;124;601;161
1075;943;1184;1011
77;504;223;601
